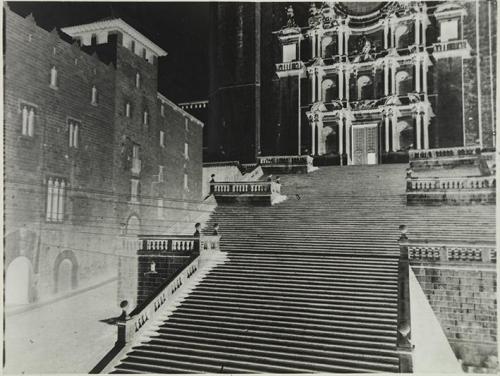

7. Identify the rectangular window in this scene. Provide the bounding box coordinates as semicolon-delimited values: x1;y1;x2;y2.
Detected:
283;44;296;62
184;173;189;191
157;198;164;219
160;104;165;117
125;102;131;117
143;110;149;125
185;118;189;132
46;177;65;222
131;144;141;174
158;165;165;182
130;179;140;203
68;120;80;148
91;86;98;105
184;143;189;160
440;19;458;42
21;103;36;137
160;130;165;147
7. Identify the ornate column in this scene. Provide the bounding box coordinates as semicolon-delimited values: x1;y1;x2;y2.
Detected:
384;59;389;95
317;118;324;155
415;14;421;46
338;65;344;100
317;69;324;101
312;32;316;58
415;111;422;149
415;55;421;93
337;28;344;55
339;114;344;156
344;28;350;56
422;57;428;93
385;113;390;152
345;114;352;165
391;109;399;151
384;20;389;49
311;118;316;155
423;109;430;149
345;65;350;101
391;60;396;95
311;69;317;103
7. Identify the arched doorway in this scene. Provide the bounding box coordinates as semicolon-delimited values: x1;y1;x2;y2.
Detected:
398;121;414;151
57;259;73;294
53;250;79;294
5;257;32;306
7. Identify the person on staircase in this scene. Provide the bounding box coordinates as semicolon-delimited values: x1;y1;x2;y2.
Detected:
193;222;201;252
209;174;216;194
212;223;220;236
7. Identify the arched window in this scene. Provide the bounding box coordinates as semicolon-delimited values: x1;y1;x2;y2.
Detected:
130;40;136;53
46;177;66;222
50;66;58;88
395;24;409;49
143;110;149;125
357;75;372;100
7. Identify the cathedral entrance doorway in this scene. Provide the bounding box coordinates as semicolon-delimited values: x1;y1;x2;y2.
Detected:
352;124;378;165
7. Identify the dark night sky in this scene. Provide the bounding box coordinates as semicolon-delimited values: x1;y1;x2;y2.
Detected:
7;2;210;103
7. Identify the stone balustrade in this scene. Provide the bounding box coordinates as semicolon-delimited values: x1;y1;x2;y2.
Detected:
257;155;316;174
408;241;496;263
409;146;481;161
200;235;221;253
211;181;280;195
407;176;495;192
203;161;241;168
116;255;200;345
432;40;471;59
138;235;198;253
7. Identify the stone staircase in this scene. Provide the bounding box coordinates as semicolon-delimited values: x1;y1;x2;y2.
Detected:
109;164;495;373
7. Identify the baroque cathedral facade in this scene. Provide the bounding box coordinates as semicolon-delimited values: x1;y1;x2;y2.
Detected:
207;1;496;164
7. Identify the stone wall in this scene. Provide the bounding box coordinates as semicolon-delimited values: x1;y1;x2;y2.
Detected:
412;264;497;370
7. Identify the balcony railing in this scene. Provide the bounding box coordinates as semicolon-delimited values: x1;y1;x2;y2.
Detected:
406;175;495;192
409;146;481;161
258;155;313;166
407;240;496;263
432;40;471;59
275;61;306;78
131;158;142;175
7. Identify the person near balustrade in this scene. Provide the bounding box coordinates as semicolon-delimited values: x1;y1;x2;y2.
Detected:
209;174;216;194
193;223;201;253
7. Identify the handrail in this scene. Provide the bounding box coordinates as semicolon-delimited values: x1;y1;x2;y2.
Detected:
117;253;199;344
257;155;312;165
397;227;413;372
203;160;241;167
407;240;496;263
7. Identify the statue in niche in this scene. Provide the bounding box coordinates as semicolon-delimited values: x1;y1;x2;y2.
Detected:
353;36;374;62
120;136;133;170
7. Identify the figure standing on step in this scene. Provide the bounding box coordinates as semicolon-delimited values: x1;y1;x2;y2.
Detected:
213;223;220;236
193;223;201;253
209;174;216;194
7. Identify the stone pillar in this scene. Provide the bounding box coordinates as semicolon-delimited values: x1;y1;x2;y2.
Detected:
344;31;349;56
311;70;316;103
346;119;352;165
338;29;343;56
345;67;350;101
385;115;390;152
384;21;389;49
422;58;428;93
339;117;344;156
317;118;324;155
416;112;422;149
423;111;430;149
384;60;389;95
415;15;421;46
311;121;316;155
312;33;316;58
392;111;399;151
415;57;421;93
317;70;323;101
391;61;396;95
338;66;344;100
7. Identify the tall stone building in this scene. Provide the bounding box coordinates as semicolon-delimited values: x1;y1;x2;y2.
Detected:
4;7;205;308
207;1;496;163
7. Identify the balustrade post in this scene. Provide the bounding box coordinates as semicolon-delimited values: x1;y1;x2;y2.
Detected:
481;248;492;263
397;225;413;373
439;246;448;261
